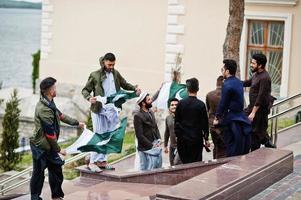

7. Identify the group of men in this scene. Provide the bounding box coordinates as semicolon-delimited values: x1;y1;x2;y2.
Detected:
163;53;275;167
29;52;275;200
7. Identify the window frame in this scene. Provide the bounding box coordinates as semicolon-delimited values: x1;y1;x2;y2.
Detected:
240;11;292;98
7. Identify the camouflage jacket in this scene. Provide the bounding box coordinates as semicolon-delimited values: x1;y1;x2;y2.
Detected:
30;96;79;152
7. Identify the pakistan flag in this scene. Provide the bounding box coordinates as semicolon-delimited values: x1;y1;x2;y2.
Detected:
155;81;188;109
66;118;127;154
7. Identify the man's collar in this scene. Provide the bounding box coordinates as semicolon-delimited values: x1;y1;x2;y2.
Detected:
256;69;265;74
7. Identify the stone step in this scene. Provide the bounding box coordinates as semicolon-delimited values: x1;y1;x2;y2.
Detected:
156;148;293;200
77;157;231;185
63;181;170;200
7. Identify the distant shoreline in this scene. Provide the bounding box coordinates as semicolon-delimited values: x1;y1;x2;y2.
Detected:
0;0;42;10
0;6;41;10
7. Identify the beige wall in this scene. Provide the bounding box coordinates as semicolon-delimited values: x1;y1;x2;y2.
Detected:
40;0;300;100
245;3;301;97
40;0;167;93
179;0;229;99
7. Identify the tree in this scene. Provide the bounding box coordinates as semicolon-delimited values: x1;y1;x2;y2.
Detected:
32;50;40;94
223;0;245;78
0;89;21;171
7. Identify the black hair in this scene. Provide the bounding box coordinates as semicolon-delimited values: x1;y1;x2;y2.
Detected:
40;77;56;95
168;98;179;107
186;78;199;93
223;59;237;75
103;53;116;62
216;75;224;86
252;53;267;68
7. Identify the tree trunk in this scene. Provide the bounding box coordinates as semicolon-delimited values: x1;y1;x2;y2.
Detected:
223;0;245;78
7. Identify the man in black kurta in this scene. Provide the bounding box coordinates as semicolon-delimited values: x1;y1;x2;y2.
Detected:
175;78;210;164
243;53;276;151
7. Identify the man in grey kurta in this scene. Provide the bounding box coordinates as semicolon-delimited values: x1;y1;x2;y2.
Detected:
164;98;179;166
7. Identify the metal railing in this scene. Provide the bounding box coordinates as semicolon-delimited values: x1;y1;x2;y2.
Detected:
0;152;89;195
269;92;301;146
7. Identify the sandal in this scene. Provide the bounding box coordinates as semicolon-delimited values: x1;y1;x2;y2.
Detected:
96;161;115;170
88;163;103;173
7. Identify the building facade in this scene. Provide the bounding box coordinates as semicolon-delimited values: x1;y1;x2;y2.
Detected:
39;0;300;99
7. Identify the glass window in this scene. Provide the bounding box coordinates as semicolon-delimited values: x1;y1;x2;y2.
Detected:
246;20;284;97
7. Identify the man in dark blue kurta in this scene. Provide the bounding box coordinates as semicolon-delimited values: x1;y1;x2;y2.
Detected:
214;59;252;157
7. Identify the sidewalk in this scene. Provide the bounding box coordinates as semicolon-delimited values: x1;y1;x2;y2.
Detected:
251;140;301;200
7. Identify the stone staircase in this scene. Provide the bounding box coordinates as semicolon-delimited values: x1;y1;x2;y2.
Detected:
10;124;301;200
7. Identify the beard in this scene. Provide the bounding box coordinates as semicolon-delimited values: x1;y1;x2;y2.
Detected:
251;66;258;73
105;68;112;73
145;103;152;109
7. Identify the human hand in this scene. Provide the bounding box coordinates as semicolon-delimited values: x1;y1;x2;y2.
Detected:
135;87;141;96
89;97;97;104
248;112;255;122
205;140;210;148
78;122;85;129
59;149;66;156
164;147;169;153
213;118;219;126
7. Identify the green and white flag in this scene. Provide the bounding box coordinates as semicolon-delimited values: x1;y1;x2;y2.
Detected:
66;118;127;154
96;90;138;108
155;81;188;109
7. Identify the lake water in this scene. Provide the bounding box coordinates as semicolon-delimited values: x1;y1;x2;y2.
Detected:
0;8;41;89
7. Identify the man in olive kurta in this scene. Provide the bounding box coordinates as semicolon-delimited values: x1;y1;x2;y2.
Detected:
82;53;141;172
30;77;84;200
206;76;226;159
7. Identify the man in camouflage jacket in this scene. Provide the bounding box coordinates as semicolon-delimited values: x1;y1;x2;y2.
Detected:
30;77;84;200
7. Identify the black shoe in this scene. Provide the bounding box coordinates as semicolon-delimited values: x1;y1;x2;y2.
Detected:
264;140;276;148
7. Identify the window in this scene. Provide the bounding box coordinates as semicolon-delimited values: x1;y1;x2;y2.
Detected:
246;20;284;97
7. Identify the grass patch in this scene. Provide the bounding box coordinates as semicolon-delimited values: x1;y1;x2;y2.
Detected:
14;132;136;180
268;117;295;134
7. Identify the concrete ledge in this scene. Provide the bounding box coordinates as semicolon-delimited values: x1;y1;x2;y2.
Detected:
77;157;232;185
156;148;293;200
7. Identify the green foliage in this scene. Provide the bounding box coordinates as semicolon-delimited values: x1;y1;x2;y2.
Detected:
86;113;93;130
15;132;136;179
296;111;301;123
31;50;40;94
0;89;21;171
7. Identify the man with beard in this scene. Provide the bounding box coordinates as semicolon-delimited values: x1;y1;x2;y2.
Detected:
164;98;179;166
134;92;162;170
206;76;226;159
82;53;141;172
214;59;251;157
175;78;210;164
243;53;276;151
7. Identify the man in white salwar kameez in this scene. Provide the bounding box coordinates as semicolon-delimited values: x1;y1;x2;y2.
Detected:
82;53;141;172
